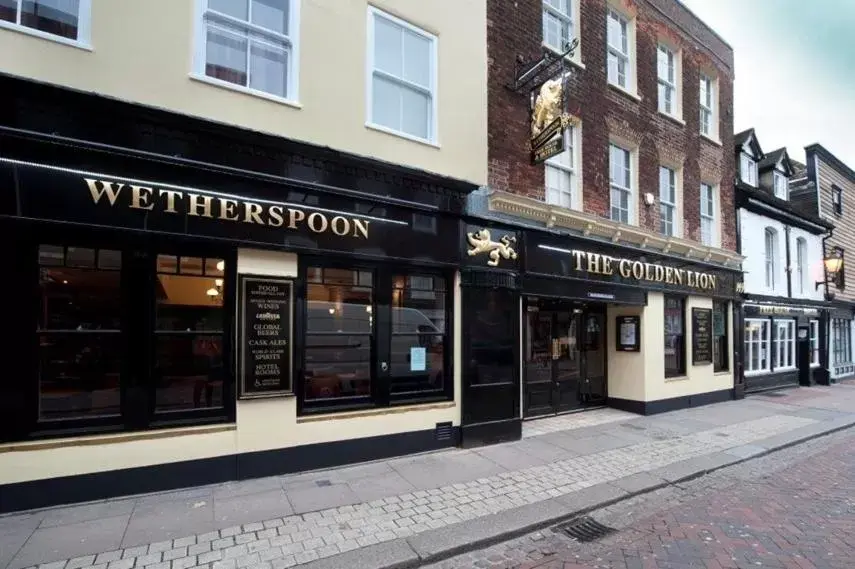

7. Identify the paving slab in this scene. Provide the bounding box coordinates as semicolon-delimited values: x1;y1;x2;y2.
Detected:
298;538;418;569
610;472;669;494
213;489;293;526
286;482;360;514
9;515;130;569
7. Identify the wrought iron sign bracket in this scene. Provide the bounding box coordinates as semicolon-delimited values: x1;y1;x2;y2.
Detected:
510;38;579;93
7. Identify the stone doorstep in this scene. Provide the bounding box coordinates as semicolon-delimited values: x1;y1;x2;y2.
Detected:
298;417;855;569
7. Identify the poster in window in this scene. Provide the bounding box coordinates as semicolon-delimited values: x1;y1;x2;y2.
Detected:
615;315;640;352
238;275;293;398
691;308;713;365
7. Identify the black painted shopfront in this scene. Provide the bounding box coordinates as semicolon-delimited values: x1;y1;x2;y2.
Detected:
0;75;481;511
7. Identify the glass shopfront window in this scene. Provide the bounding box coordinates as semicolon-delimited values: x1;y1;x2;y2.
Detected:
744;318;770;374
31;242;234;436
663;295;685;378
38;246;122;421
810;320;820;367
773;318;796;370
301;264;452;412
712;300;728;372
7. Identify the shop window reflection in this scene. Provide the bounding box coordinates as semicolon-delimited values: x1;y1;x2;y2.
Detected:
390;274;447;395
37;245;122;421
304;267;373;401
467;289;516;385
664;296;686;377
154;255;226;412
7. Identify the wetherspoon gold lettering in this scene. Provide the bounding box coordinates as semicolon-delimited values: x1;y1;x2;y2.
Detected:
571;250;717;291
85;178;370;239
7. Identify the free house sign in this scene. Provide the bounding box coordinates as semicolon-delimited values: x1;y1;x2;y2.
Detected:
238;275;293;398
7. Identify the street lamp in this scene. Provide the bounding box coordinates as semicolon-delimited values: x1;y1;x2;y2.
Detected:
816;251;844;290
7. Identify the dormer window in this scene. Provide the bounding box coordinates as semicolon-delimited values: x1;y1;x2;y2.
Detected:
773;171;788;200
740;152;757;186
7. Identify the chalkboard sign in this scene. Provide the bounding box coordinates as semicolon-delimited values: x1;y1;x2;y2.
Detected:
238;275;293;398
691;307;713;365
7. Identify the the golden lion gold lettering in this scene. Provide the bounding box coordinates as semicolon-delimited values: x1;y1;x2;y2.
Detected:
467;229;518;267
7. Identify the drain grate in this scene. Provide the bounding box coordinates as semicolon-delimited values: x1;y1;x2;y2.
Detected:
315;479;332;487
557;516;617;542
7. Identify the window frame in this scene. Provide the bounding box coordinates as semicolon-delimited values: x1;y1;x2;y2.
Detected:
663;295;686;378
609;143;634;225
606;8;632;92
296;259;454;416
545;125;580;210
713;300;729;373
26;236;237;441
699;73;716;138
773;318;796;371
656;43;679;117
659;166;677;237
832;318;852;366
809;319;820;367
192;0;301;104
744;318;770;375
542;0;574;54
0;0;92;49
699;182;716;246
773;171;788;200
832;185;843;216
740;152;758;186
366;6;439;145
764;227;778;291
795;237;807;295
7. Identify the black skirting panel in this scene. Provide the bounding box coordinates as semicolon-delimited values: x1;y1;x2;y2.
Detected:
608;388;734;415
460;418;522;449
744;370;799;394
0;426;460;514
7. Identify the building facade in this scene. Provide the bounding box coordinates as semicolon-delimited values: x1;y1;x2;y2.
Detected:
0;0;489;512
459;0;742;445
797;144;855;381
734;130;833;393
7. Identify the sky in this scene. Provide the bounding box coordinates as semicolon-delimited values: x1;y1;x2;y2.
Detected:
679;0;855;167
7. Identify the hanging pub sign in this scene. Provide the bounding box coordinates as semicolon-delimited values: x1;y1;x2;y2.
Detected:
238;275;294;398
691;308;713;365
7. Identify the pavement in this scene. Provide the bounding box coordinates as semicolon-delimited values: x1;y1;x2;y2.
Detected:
428;412;855;568
3;383;855;569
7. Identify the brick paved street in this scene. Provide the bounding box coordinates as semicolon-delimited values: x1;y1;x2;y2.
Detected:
428;424;855;569
4;386;855;569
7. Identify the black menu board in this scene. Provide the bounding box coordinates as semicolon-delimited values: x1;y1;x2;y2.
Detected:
691;307;713;365
238;275;293;398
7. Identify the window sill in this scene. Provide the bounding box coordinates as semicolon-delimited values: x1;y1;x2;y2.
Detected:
700;132;722;147
608;82;642;103
365;122;441;149
665;375;689;383
658;111;685;126
0;423;235;453
542;43;586;70
0;20;92;51
745;370;770;377
189;73;303;109
714;370;732;377
297;400;455;423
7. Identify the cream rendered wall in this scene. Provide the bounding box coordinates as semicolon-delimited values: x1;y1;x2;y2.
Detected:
605;293;734;404
0;248;462;484
0;0;487;186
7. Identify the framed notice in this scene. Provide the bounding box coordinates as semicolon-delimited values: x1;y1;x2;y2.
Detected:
691;307;713;365
237;274;294;398
615;315;640;352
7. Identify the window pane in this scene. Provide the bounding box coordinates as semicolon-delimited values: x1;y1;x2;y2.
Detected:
664;296;684;377
38;333;121;420
403;29;431;88
98;249;122;270
374;15;403;76
21;0;79;40
465;289;516;385
713;301;728;372
180;256;205;275
39;244;64;266
66;246;95;268
401;87;430;139
392;275;446;333
306;269;373;334
372;75;402;131
304;335;371;400
157;254;179;273
206;23;249;86
0;0;15;23
156;273;224;331
210;0;248;20
39;267;121;330
206;258;225;276
154;335;225;412
251;0;288;35
249;40;288;97
390;334;444;394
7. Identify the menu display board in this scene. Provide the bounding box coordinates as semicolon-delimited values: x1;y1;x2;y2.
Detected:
615;315;640;352
691;307;713;365
238;275;293;398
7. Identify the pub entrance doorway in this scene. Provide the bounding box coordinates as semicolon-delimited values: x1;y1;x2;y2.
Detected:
523;298;607;418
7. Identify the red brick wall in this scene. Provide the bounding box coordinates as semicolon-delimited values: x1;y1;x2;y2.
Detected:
487;0;736;251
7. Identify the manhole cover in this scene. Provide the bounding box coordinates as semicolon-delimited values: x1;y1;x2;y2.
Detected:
759;391;787;398
557;516;616;542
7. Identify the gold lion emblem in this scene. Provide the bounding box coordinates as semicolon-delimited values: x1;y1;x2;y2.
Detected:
531;78;563;138
467;229;518;267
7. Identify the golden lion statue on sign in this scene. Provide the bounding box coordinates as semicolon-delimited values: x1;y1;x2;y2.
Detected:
467;229;518;267
531;78;563;138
